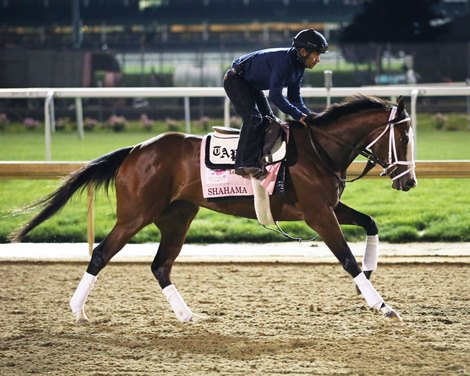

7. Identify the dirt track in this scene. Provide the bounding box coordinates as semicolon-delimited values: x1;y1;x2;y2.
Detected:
0;261;469;375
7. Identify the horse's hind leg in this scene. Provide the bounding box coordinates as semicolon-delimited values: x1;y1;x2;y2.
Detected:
151;200;204;323
70;218;146;323
334;201;379;280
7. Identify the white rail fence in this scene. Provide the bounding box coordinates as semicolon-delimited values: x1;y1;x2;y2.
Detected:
1;85;470;160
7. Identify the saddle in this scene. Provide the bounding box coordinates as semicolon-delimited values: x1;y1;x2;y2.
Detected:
205;116;288;170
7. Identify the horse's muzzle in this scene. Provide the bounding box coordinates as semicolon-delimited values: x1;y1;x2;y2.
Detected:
392;176;417;191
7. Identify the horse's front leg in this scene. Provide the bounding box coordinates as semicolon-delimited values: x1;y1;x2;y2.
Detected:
334;201;379;281
304;206;401;321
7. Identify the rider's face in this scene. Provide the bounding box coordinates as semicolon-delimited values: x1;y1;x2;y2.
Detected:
303;51;321;69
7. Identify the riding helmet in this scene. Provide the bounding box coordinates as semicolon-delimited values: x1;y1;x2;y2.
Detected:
292;29;328;54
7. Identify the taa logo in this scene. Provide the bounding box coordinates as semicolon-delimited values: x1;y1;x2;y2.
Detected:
212;146;236;161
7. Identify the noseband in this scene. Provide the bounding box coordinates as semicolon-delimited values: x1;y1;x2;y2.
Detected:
308;106;415;184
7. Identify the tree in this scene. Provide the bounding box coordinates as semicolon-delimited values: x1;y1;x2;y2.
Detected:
339;0;445;80
340;0;443;44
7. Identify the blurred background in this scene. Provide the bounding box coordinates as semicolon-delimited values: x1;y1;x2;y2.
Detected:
1;0;469;121
0;1;469;244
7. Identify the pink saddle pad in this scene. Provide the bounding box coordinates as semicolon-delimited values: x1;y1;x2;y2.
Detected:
200;136;254;200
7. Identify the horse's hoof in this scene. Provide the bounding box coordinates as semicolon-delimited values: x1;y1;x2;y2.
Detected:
190;313;207;323
380;305;402;322
73;310;90;324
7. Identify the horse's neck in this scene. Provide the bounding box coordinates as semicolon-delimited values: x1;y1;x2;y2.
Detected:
319;111;387;170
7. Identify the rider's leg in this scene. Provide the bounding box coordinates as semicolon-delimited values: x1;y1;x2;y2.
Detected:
223;70;265;175
254;91;274;118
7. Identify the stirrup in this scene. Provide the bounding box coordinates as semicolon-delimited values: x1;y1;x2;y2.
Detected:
234;166;266;178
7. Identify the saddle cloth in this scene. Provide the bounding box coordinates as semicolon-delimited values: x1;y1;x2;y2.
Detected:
200;127;287;201
204;127;287;170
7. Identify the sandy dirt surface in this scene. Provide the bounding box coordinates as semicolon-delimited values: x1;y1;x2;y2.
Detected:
0;261;469;375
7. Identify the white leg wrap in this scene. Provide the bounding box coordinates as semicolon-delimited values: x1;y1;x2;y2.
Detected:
162;284;194;323
362;234;379;272
354;272;384;310
250;176;275;225
70;272;97;321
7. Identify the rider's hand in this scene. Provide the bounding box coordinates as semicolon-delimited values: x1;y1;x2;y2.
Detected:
299;115;308;127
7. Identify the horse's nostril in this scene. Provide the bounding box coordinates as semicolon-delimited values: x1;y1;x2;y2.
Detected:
407;179;416;188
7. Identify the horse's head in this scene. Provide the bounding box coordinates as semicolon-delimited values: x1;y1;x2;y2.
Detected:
367;96;417;191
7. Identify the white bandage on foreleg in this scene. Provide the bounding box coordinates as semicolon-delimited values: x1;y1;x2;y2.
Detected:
362;234;379;271
70;272;97;314
354;272;384;310
162;284;194;323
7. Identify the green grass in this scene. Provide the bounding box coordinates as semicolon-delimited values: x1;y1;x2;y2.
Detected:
0;115;469;243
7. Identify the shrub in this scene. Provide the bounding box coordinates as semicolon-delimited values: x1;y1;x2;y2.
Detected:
140;113;154;132
23;117;41;131
0;113;9;131
198;116;210;131
107;115;127;132
84;117;99;131
433;112;447;130
165;117;181;132
55;117;70;131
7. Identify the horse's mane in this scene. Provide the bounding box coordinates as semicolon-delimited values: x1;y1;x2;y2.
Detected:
291;94;393;127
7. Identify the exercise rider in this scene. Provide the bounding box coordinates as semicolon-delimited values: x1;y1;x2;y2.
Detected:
223;28;328;178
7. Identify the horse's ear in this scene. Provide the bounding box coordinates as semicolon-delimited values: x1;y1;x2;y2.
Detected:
397;95;405;115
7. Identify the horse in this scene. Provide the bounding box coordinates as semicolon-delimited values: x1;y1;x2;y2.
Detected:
10;94;417;324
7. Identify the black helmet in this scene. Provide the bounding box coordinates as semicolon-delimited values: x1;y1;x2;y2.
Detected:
292;29;328;54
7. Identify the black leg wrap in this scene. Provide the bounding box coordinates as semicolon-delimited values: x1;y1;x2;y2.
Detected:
342;256;361;278
86;242;108;276
151;262;172;289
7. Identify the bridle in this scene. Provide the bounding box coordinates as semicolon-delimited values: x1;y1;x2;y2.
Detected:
364;106;415;181
307;106;415;184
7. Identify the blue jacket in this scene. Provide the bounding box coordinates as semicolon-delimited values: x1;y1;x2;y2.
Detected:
232;47;310;120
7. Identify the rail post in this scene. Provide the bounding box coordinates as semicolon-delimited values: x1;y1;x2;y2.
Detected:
44;90;55;161
184;96;191;133
324;70;333;107
224;96;230;127
411;88;419;158
75;97;85;140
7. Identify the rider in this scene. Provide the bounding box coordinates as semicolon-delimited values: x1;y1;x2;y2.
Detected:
223;28;328;177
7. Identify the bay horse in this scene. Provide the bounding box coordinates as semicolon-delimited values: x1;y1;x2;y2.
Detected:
10;94;416;324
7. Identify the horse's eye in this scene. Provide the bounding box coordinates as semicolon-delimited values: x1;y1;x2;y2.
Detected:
400;135;409;144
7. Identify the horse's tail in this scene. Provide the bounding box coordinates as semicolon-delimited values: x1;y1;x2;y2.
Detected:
9;146;133;243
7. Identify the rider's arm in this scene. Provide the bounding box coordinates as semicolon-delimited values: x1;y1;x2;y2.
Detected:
268;63;306;121
287;77;311;116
